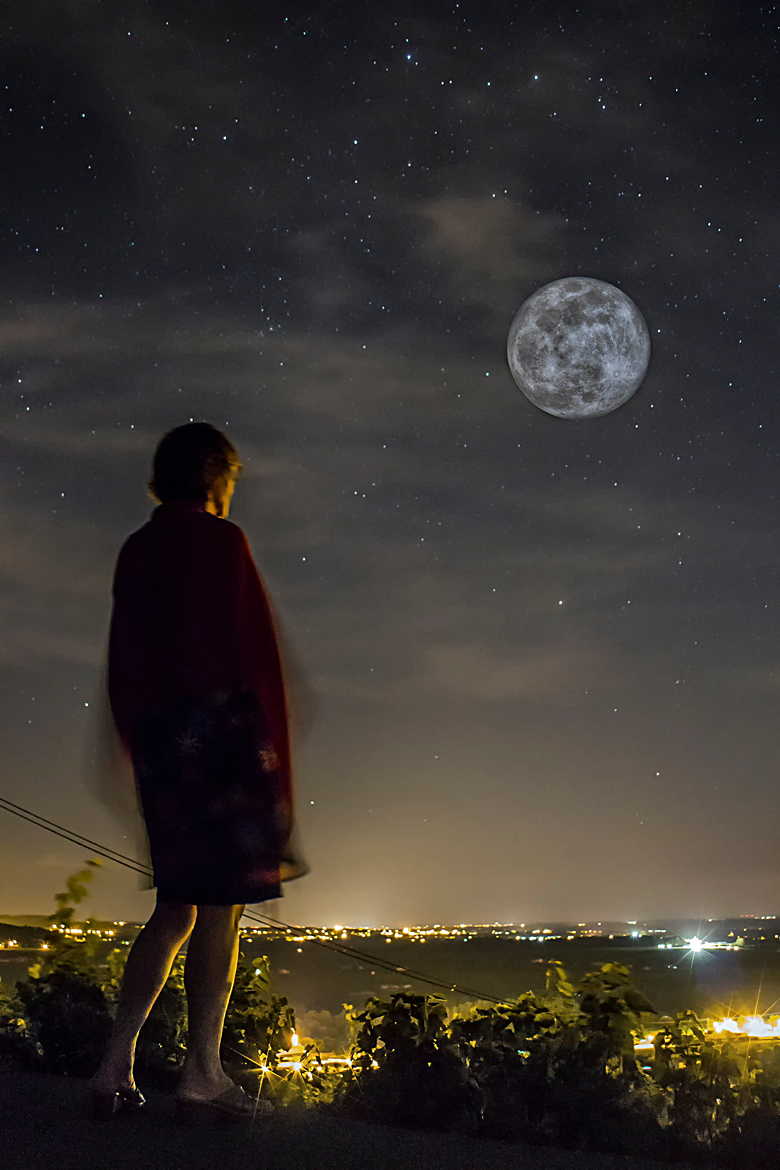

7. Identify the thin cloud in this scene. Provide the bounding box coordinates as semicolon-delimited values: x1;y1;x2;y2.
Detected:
413;193;564;296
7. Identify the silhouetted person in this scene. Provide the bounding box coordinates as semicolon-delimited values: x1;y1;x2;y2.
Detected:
89;422;308;1122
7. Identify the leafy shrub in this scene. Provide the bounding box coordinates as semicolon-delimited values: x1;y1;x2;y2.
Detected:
333;992;482;1132
3;860;112;1075
329;961;780;1163
650;1009;780;1160
0;974;43;1068
445;964;667;1155
13;961;112;1076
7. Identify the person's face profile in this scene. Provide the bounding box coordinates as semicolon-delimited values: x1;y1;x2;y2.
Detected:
218;474;237;518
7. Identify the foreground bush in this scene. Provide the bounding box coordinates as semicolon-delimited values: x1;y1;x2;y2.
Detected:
334;991;482;1132
331;971;669;1157
328;974;780;1166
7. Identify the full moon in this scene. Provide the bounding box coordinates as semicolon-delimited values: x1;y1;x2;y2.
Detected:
506;277;651;419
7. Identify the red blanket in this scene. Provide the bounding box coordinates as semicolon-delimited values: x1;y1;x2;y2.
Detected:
106;501;306;885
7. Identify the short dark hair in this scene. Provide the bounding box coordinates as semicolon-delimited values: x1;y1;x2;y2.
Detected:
147;422;242;505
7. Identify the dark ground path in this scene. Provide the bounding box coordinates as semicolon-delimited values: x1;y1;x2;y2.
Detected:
0;1061;711;1170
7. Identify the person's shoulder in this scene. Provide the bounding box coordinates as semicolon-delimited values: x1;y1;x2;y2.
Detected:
216;517;253;559
220;517;247;544
117;513;248;562
116;526;142;562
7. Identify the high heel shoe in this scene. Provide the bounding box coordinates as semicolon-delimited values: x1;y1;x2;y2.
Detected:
89;1084;146;1119
117;1085;147;1111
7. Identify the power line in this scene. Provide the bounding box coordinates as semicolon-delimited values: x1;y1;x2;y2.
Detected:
0;797;150;876
0;795;506;1005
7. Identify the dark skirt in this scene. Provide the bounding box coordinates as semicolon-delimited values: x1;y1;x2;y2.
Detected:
129;687;284;905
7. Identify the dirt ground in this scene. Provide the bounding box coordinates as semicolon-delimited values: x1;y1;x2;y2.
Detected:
0;1061;710;1170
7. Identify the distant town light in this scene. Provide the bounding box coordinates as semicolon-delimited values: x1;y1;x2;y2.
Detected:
713;1015;780;1039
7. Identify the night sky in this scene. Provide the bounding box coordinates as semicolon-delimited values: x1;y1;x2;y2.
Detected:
1;3;776;926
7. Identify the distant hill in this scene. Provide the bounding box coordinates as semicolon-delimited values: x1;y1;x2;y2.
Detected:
0;915;54;929
0;920;51;945
0;916;136;945
0;915;134;930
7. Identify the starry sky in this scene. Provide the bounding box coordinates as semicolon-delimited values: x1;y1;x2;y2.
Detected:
1;2;776;926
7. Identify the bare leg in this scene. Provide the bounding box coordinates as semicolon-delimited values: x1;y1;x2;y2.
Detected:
90;900;197;1091
178;903;245;1099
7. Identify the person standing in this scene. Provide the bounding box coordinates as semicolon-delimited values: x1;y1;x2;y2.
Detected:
89;422;309;1122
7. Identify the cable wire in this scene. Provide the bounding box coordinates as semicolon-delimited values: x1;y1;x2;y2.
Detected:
0;795;506;1005
0;797;151;876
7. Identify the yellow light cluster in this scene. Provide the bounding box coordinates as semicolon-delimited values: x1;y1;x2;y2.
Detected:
712;1016;780;1039
634;1016;780;1052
